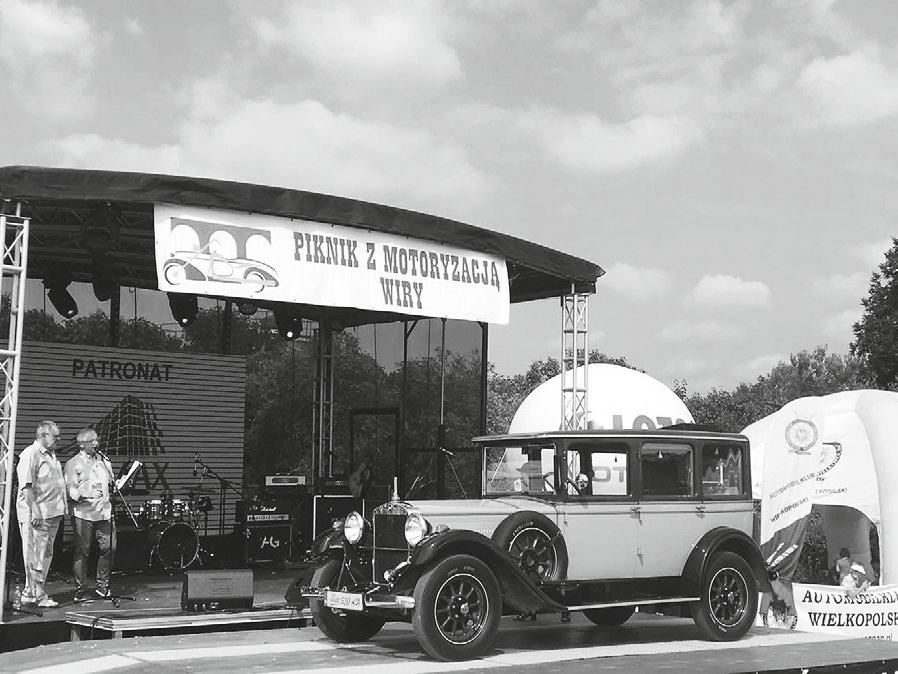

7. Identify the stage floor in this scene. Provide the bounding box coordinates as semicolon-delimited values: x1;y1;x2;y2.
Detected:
2;612;898;673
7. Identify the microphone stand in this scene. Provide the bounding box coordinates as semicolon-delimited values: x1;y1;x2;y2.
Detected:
195;455;242;536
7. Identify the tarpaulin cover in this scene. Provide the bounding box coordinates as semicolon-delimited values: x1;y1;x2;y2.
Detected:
0;165;602;303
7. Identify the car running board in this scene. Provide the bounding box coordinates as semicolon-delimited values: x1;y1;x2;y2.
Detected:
561;596;700;611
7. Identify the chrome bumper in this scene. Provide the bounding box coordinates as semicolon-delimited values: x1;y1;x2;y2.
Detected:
300;587;415;610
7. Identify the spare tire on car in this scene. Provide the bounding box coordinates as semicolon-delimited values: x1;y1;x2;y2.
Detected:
491;511;568;582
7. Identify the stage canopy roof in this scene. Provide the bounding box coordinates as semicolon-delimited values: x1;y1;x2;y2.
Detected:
0;165;603;326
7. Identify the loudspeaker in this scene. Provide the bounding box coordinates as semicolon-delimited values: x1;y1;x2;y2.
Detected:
181;569;254;612
242;523;292;564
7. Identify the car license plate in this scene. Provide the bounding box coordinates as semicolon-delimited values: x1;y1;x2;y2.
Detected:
325;590;364;611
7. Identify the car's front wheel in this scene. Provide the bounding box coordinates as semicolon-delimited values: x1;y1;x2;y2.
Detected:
309;558;385;643
583;605;635;626
692;551;758;641
412;554;501;661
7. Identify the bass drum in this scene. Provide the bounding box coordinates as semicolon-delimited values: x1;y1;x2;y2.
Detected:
147;520;199;571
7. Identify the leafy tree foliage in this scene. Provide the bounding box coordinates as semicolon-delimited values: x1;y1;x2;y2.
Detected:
684;346;868;432
852;237;898;389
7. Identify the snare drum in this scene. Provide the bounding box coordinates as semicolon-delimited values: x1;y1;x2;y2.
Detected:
139;499;165;523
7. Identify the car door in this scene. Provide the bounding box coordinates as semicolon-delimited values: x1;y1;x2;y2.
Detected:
557;441;640;580
633;439;704;578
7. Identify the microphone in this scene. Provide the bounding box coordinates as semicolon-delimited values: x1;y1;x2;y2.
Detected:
193;453;199;477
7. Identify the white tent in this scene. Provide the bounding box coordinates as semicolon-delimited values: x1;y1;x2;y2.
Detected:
743;390;898;583
510;363;693;433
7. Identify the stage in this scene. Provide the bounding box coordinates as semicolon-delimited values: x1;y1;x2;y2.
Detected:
0;563;310;652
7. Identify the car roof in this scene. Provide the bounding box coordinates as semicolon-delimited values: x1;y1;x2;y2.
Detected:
472;428;749;444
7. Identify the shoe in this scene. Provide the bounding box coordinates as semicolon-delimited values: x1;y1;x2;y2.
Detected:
36;596;59;608
95;587;111;599
19;593;37;605
73;589;92;603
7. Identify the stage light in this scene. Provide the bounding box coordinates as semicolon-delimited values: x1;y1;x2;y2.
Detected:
274;306;302;340
168;293;198;326
237;300;257;316
47;287;78;319
43;265;78;319
92;263;119;302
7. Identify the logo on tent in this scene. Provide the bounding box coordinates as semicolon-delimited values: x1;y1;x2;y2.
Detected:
785;418;818;454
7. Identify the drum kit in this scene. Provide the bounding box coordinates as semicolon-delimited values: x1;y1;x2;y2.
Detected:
121;488;216;572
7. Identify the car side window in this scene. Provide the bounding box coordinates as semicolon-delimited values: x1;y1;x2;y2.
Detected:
701;443;744;497
639;442;694;497
564;443;629;497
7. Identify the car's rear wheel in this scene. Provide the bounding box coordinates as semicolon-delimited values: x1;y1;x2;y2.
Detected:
412;554;501;661
692;551;758;641
310;558;385;643
583;605;635;626
492;511;568;582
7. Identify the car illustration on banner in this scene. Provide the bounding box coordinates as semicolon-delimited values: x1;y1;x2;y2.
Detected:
162;249;279;293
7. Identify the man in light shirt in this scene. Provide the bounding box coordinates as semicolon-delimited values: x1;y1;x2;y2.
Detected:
64;428;117;600
16;420;67;608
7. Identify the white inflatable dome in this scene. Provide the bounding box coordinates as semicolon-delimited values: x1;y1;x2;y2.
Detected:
509;363;693;433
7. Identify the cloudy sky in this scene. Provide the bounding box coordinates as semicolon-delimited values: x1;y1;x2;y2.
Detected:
2;0;895;392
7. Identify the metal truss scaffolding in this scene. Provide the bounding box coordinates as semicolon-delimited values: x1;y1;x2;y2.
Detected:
0;202;30;623
313;324;335;484
560;293;589;431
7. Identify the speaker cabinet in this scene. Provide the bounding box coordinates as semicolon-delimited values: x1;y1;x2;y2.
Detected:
181;569;254;612
242;523;292;564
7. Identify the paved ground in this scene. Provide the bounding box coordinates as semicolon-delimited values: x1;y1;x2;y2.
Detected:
3;612;898;674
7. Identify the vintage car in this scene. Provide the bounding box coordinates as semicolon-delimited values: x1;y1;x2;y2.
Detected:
162;251;279;292
302;428;771;661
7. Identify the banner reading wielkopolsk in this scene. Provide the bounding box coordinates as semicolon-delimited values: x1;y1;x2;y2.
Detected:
154;204;510;324
793;583;898;640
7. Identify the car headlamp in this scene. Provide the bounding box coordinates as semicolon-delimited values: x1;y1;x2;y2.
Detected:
343;511;365;544
404;512;430;546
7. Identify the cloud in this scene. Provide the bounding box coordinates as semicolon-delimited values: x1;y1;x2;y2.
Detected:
798;51;898;127
600;263;672;300
517;107;702;173
811;272;868;304
659;320;739;343
253;2;462;92
0;0;95;121
731;353;786;382
851;239;894;269
820;308;863;339
41;91;489;216
688;274;771;310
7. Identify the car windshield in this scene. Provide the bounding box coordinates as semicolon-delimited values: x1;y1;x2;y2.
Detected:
483;444;555;496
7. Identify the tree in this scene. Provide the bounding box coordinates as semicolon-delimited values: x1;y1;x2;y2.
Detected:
851;237;898;389
685;346;868;432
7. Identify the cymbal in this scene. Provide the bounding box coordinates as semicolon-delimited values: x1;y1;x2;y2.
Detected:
187;485;217;494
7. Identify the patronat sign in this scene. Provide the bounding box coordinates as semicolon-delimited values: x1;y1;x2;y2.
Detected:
72;357;173;382
154;204;511;324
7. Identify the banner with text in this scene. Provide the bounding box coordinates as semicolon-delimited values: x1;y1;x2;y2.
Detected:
794;582;898;641
154;204;510;324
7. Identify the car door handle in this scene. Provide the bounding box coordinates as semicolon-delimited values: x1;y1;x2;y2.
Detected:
696;505;706;514
630;505;641;515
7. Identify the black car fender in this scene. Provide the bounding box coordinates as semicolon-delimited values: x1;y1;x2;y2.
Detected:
680;527;772;595
409;529;566;614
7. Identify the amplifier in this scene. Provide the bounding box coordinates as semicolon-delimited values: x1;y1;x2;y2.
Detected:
243;523;292;564
265;474;306;487
181;569;254;612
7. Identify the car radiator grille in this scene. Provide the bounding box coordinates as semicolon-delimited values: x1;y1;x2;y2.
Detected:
373;514;409;582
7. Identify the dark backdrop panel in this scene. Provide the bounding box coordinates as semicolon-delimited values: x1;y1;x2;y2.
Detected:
16;341;246;535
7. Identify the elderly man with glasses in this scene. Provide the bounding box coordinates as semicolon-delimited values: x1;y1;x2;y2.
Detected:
64;428;118;601
16;421;67;608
